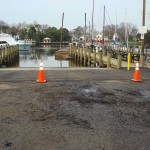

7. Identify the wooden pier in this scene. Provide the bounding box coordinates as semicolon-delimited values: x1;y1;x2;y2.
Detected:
0;45;19;67
69;45;150;69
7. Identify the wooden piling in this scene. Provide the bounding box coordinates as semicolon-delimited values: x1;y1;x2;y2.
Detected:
103;47;107;56
69;44;72;56
107;51;111;68
88;49;91;67
93;49;96;67
98;49;103;67
80;48;83;64
77;47;80;63
0;45;19;67
84;47;87;66
69;45;143;69
117;52;122;69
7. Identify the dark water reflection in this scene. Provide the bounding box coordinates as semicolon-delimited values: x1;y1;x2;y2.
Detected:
19;45;70;67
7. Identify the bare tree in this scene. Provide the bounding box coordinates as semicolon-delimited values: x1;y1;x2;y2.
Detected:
0;20;8;27
117;22;138;41
103;24;115;39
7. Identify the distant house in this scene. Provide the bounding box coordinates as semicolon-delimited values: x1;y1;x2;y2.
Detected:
95;33;103;42
43;37;51;44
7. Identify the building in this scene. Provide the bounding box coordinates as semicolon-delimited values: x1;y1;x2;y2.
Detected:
43;37;51;44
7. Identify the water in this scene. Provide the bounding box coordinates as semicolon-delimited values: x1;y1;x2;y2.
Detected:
19;45;69;67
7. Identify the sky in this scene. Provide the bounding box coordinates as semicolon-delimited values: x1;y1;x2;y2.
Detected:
0;0;150;31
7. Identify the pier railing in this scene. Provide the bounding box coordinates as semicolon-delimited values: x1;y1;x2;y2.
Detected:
69;45;150;69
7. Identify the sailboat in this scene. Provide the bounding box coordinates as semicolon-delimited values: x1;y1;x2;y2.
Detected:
0;32;18;46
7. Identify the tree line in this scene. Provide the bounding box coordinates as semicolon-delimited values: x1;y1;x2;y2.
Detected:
0;20;150;44
0;20;71;42
71;23;150;43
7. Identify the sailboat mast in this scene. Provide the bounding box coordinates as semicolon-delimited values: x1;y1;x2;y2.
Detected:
103;5;105;41
114;8;117;44
60;12;64;49
125;8;127;42
84;13;87;47
89;21;91;42
125;8;129;49
91;0;94;42
115;9;117;35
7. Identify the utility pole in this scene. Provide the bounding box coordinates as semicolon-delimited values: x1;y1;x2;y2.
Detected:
140;0;146;67
141;0;146;54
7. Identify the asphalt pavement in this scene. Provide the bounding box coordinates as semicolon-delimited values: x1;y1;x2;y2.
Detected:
0;67;150;150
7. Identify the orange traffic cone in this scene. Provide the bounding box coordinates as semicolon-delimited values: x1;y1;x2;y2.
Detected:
36;60;46;83
131;61;142;82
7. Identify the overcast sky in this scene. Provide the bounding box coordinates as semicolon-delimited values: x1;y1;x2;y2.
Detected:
0;0;150;31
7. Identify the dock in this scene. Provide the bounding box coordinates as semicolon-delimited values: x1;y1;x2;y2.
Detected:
0;45;19;67
69;45;150;69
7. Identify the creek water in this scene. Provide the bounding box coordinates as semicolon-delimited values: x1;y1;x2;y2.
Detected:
19;45;70;67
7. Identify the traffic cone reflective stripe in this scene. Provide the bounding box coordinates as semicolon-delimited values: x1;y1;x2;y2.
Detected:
36;61;46;83
135;62;139;70
131;61;142;82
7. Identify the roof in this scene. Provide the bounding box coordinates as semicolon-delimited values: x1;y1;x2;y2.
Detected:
44;37;50;40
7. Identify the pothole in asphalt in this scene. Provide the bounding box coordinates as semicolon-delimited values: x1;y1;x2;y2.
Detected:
72;87;117;105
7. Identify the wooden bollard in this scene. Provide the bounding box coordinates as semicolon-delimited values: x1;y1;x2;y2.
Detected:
77;47;80;62
98;49;103;68
88;49;91;67
80;48;83;64
107;51;111;68
93;49;96;67
74;48;77;62
117;52;122;69
103;48;107;56
69;45;72;56
84;48;86;66
73;46;75;58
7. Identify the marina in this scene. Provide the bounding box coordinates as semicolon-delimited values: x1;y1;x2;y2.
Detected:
0;0;150;149
0;42;150;69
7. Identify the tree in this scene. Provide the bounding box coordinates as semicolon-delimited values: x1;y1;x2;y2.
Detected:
10;25;19;37
28;26;37;40
0;20;72;42
73;26;84;39
0;20;9;33
41;24;49;33
19;28;27;40
117;22;138;41
103;24;115;40
45;27;60;41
